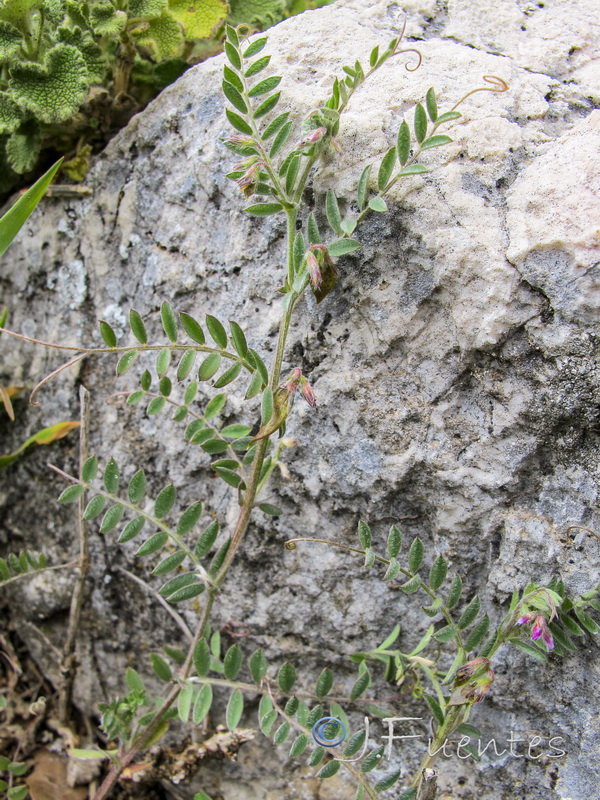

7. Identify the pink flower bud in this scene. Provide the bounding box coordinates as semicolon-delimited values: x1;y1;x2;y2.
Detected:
235;160;263;199
226;134;256;147
517;614;535;626
280;368;302;396
300;376;317;409
306;252;322;290
296;126;327;149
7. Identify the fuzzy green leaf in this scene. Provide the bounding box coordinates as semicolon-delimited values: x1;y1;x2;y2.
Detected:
83;495;106;520
103;458;119;493
128;469;146;504
434;111;462;125
229;320;248;358
152;550;186;575
465;614;490;651
317;759;340;779
159;572;198;596
408;537;424;573
58;484;85;503
278;661;296;693
457;595;481;629
289;733;309;757
328;238;361;258
242;34;266;55
401;574;421;593
9;44;88;124
169;0;228;39
127;309;146;344
433;624;456;643
226;688;244;730
81;456;98;483
374;770;402;792
249;648;268;684
154;484;176;518
150;653;172;682
446;573;462;609
136;532;168;557
397;119;411;165
198;353;221;381
100;504;125;533
425;87;438;121
245;54;270;78
315;667;333;698
253;91;281;118
6;127;41;174
204;394;226;419
397;164;428;177
177;684;194;722
213;361;242;388
421;134;453;150
245;202;283;216
361;746;384;773
147;396;166;415
195;520;219;558
350;668;370;700
130;0;168;16
369;196;387;213
193;683;213;723
414;102;428;144
99;320;116;348
269;120;292;156
118;516;145;543
223;643;243;680
177;501;202;535
248;75;281;97
387;525;401;559
133;10;183;60
116;350;138;376
179;312;205;344
510;640;548;664
378;146;396;191
261;111;289;140
357;164;371;211
325;189;343;236
429;554;448;591
222;80;248;114
194;638;211;675
343;729;366;757
0;91;22;136
0;20;22;59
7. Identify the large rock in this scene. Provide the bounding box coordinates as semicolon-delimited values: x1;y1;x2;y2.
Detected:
1;0;599;798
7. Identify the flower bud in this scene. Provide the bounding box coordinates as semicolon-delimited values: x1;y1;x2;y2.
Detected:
225;134;256;147
306;252;322;290
300;376;317;409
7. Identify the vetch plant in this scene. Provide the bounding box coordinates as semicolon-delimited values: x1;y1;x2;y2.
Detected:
3;19;593;800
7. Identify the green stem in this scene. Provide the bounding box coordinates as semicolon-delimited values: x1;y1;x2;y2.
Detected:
286;208;297;287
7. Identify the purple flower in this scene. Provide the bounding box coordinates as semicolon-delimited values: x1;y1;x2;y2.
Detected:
531;615;554;650
517;613;536;626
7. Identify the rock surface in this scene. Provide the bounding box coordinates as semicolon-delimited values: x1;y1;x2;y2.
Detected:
1;0;599;798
